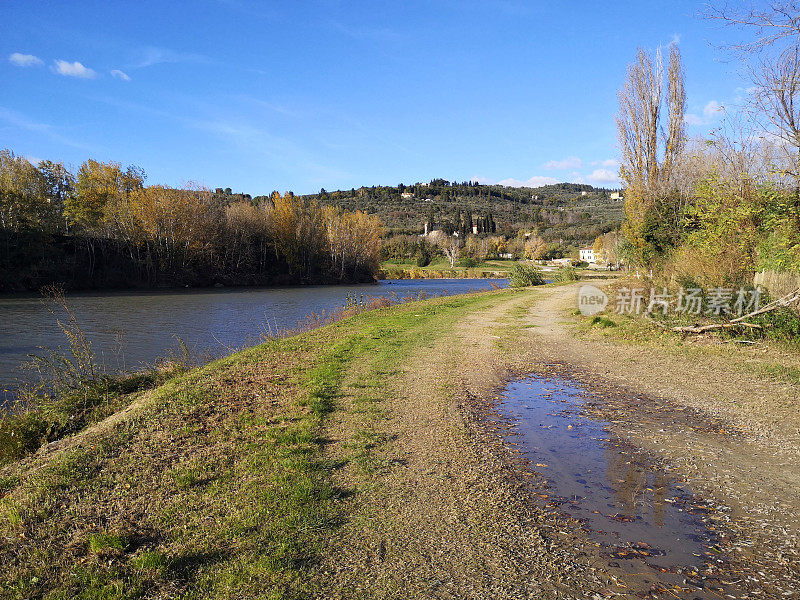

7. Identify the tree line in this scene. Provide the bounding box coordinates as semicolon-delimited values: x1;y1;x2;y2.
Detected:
0;151;381;291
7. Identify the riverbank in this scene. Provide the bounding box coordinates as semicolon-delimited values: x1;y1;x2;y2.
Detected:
379;257;515;279
1;283;799;597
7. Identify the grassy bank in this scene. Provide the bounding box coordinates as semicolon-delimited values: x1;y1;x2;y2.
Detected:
379;257;514;279
570;279;800;389
0;288;514;599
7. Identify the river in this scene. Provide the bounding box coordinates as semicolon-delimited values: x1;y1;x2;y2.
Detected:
0;279;506;398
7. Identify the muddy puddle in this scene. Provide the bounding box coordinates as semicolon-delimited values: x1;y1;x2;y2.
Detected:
498;375;745;599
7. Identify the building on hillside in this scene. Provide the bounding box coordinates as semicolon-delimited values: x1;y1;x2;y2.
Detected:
401;192;414;199
610;192;623;201
579;247;597;263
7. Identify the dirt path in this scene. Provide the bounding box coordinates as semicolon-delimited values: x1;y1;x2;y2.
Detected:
517;282;800;594
317;290;613;598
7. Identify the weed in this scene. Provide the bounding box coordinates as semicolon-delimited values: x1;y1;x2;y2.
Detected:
88;532;129;553
591;315;617;328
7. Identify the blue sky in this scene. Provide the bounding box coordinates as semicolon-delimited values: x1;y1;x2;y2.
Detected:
1;0;750;195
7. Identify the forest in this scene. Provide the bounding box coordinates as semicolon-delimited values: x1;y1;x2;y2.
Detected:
0;152;381;292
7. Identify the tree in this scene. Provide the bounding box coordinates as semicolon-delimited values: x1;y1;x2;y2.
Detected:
37;160;75;232
705;2;800;52
440;236;462;268
0;150;51;231
616;45;686;266
66;160;144;229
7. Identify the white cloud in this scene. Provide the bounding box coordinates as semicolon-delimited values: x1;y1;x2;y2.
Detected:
669;33;682;46
686;100;724;127
544;156;583;170
684;113;704;126
703;100;722;118
587;169;619;184
497;175;559;188
52;60;97;78
110;69;131;81
9;52;43;67
592;158;619;168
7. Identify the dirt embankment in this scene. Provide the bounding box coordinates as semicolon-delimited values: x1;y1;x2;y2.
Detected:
317;281;800;597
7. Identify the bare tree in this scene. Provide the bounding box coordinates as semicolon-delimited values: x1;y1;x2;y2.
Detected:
705;3;800;188
441;236;462;268
616;45;686;265
705;2;800;52
751;45;800;187
617;45;686;194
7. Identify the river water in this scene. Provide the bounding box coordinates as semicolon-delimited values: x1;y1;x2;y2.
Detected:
0;279;505;397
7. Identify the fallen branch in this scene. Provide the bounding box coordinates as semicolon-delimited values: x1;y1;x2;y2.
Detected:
668;287;800;334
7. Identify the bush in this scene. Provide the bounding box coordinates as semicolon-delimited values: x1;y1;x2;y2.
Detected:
416;254;431;267
509;263;545;287
752;306;800;342
457;257;478;268
554;266;580;282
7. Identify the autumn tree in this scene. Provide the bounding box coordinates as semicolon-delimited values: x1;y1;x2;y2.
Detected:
617;45;686;267
0;150;52;231
265;193;327;281
322;206;382;281
65;160;145;229
524;235;547;260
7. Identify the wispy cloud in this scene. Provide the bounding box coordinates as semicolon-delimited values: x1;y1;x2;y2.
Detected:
669;33;682;46
330;21;402;43
134;46;209;68
191;116;350;184
9;52;43;67
110;69;131;81
53;60;97;78
544;156;582;170
0;105;94;150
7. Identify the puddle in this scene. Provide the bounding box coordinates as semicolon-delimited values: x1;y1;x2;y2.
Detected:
498;375;743;598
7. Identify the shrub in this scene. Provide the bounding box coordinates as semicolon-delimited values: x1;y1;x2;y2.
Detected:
591;315;617;328
457;257;478;268
554;266;580;282
509;263;545;287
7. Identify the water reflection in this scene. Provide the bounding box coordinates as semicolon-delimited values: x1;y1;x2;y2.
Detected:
499;376;739;598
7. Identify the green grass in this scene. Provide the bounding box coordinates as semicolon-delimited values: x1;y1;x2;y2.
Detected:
380;257;517;279
0;367;187;466
0;287;514;599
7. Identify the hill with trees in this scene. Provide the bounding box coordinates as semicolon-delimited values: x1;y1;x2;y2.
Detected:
284;180;623;247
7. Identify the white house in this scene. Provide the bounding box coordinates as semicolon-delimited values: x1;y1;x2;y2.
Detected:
610;192;623;201
579;247;597;263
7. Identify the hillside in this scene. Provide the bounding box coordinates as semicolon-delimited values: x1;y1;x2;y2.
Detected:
254;180;624;247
